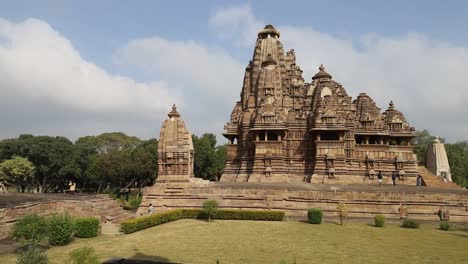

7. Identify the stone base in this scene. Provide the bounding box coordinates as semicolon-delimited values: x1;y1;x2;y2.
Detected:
138;181;468;222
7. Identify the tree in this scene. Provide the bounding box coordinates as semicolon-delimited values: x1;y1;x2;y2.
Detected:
412;130;440;165
203;199;219;222
336;202;348;225
0;156;35;192
445;141;468;187
192;134;226;181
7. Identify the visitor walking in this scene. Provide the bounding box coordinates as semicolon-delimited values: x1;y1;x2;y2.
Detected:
148;203;155;215
377;171;383;186
391;171;397;186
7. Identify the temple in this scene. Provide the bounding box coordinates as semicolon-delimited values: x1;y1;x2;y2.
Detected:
426;137;452;182
221;25;417;184
156;104;194;183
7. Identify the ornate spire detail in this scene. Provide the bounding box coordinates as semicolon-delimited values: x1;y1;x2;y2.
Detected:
312;64;332;80
389;100;395;109
168;104;180;118
258;24;280;38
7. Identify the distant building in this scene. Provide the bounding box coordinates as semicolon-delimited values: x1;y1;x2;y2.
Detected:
221;25;417;184
426;137;452;182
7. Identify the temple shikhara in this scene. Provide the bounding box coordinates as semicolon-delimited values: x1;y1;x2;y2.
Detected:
221;25;417;184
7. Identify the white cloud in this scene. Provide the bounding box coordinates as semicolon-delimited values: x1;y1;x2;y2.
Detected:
209;5;468;142
0;18;179;140
115;37;244;138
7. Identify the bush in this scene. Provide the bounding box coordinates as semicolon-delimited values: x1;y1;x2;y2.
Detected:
307;209;323;224
16;244;49;264
401;219;420;229
374;215;385;227
121;209;285;234
203;199;219;222
74;218;100;238
439;221;452;231
11;214;48;245
47;214;74;246
67;246;100;264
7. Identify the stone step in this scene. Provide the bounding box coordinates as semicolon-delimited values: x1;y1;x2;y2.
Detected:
101;222;121;235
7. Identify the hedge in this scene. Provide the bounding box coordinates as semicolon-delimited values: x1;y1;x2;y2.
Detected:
74;218;100;238
121;209;285;234
307;209;323;224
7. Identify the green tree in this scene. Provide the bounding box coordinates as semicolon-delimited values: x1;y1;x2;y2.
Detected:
203;199;219;222
0;156;35;192
445;141;468;187
192;134;226;181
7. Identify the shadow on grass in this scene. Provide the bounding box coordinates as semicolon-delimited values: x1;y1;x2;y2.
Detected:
103;252;179;264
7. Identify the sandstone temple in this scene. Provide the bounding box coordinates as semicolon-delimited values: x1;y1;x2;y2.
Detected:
222;25;417;184
135;25;467;223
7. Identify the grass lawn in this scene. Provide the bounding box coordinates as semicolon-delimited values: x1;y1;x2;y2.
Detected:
1;219;467;264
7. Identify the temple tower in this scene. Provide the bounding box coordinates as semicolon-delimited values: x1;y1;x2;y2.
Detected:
156;104;194;183
426;137;452;182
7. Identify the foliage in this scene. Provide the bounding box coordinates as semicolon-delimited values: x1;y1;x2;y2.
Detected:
67;246;100;264
11;214;48;245
401;219;420;229
439;221;452;231
192;134;226;181
336;202;348;225
74;218;100;238
120;209;285;234
307;209;323;224
203;199;219;222
16;244;49;264
374;215;385;227
412;130;468;188
47;214;74;246
445;141;468;187
0;156;35;190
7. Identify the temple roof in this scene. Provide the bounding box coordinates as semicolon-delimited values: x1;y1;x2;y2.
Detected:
258;24;280;38
312;64;332;80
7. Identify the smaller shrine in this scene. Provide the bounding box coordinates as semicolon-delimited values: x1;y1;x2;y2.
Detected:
156;104;194;183
426;137;452;182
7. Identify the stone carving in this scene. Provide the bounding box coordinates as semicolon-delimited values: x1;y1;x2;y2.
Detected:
221;24;417;184
156;104;194;183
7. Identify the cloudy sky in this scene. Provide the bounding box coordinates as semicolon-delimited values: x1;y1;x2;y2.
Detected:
1;0;467;143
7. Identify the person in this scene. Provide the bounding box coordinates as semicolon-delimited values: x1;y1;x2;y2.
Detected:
391;171;397;186
148;203;155;215
398;202;408;219
416;174;423;186
377;171;383;186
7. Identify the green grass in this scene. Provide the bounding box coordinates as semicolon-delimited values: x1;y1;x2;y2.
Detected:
1;220;467;264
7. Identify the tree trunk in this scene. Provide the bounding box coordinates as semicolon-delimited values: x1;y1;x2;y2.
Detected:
97;182;103;194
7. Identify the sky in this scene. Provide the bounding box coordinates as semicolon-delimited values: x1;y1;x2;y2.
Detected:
1;0;468;143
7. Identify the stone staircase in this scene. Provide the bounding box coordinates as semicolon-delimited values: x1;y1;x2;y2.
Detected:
91;196;136;224
418;166;462;189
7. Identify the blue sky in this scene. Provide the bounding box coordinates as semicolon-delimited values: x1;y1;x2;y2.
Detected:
1;1;468;142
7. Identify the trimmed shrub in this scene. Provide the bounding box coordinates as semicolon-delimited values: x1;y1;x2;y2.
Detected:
74;218;99;238
47;214;74;246
67;246;100;264
121;209;285;234
374;215;385;227
307;209;323;224
439;221;452;231
214;210;284;221
16;244;49;264
203;199;219;222
401;219;420;229
121;210;184;234
11;214;48;245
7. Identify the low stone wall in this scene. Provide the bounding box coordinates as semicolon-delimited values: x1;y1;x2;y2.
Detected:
139;182;468;223
0;195;129;239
